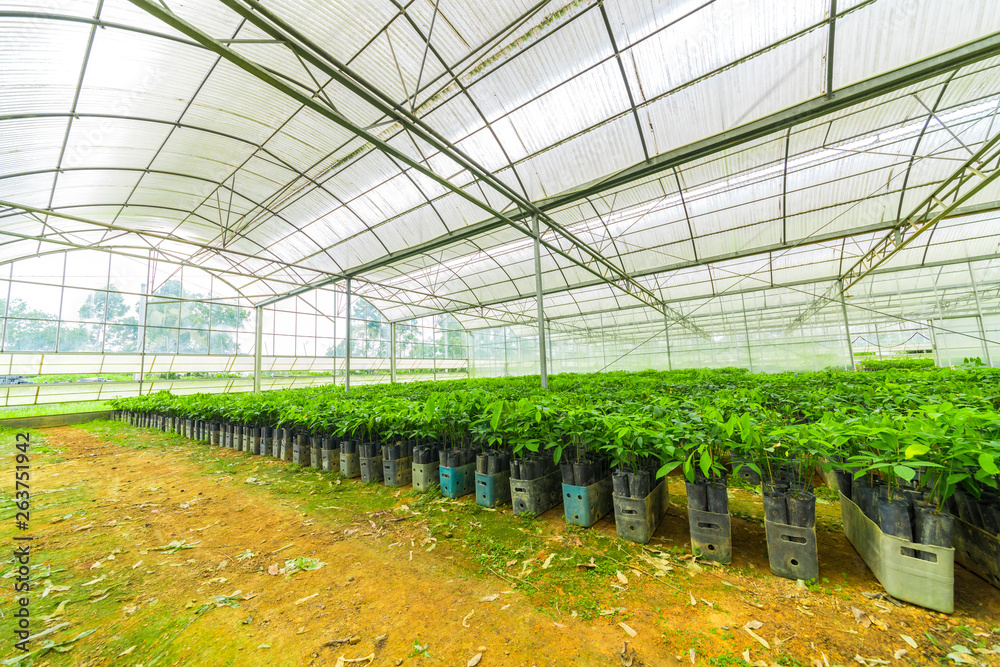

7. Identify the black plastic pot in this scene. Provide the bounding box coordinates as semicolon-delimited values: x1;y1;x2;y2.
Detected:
954;491;984;528
706;481;728;514
834;469;853;499
612;471;629;497
628;471;649;499
476;452;488;475
487;453;505;475
560;462;575;485
762;489;788;524
914;503;954;548
786;491;815;528
878;496;913;540
686;481;707;511
853;477;876;522
574;461;595;487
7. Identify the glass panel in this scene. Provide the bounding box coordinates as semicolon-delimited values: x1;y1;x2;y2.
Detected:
146;300;180;328
211;330;238;355
62;288;106;322
4;319;58;351
8;283;61;319
145;327;178;353
65;251;110;290
59;322;103;352
107;288;140;325
179;330;210;354
105;324;140;352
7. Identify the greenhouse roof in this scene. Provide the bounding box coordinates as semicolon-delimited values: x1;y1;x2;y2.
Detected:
3;0;1000;328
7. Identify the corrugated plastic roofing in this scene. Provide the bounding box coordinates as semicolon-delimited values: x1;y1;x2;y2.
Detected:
2;0;1000;328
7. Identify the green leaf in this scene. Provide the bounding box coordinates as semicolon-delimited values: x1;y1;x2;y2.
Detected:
893;465;916;482
979;453;999;476
904;444;929;459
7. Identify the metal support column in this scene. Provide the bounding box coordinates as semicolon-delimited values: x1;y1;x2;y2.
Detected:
968;262;993;367
390;322;397;383
533;214;548;389
663;315;673;371
345;278;352;392
254;305;262;392
839;280;855;370
741;293;754;373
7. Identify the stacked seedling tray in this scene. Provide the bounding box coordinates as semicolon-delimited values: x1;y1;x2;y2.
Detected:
612;460;669;544
950;489;1000;589
561;456;612;527
340;439;361;478
309;435;323;468
383;440;413;487
762;484;818;581
510;454;562;517
685;473;732;563
321;438;340;473
412;444;440;492
840;491;954;613
293;433;311;466
359;442;383;482
476;450;511;508
440;447;477;498
259;426;272;456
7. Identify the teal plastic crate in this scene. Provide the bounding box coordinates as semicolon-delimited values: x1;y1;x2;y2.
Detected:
562;476;613;527
440;462;476;499
476;470;511;507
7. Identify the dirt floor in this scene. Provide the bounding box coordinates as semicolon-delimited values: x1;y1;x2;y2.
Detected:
1;423;999;666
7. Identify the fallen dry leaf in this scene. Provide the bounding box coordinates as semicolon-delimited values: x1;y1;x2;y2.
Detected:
619;622;637;638
616;570;628;585
467;652;483;667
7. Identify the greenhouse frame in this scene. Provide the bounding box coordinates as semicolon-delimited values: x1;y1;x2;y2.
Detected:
2;0;1000;406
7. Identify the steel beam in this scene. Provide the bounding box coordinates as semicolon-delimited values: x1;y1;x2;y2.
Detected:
337;32;1000;278
345;277;352;392
839;279;855;370
390;322;397;383
254;305;263;392
533;214;548;389
786;131;1000;331
968;262;994;367
193;0;705;336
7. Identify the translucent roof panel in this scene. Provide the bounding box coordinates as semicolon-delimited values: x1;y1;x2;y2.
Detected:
2;0;1000;329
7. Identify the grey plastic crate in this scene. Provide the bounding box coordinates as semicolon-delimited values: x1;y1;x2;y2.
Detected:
688;507;732;564
764;520;818;581
322;448;340;473
511;469;562;517
413;461;440;492
840;491;954;613
384;457;412;487
340;452;361;478
952;516;1000;590
562;476;613;527
360;455;383;483
613;479;669;544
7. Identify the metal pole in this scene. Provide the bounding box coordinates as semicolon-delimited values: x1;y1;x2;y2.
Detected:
931;282;951;366
254;305;262;392
532;214;548;389
968;262;993;367
663;315;673;371
839;279;855;370
741;293;754;373
345;278;351;392
390;321;397;383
